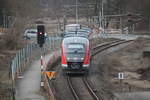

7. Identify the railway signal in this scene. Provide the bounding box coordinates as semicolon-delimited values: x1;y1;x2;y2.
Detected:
37;25;45;47
118;73;124;80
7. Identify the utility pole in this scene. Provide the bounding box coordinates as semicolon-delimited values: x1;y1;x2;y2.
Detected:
99;0;105;33
102;0;104;29
99;0;104;28
3;10;6;28
99;0;101;28
120;17;123;34
149;19;150;32
76;0;78;24
63;15;67;31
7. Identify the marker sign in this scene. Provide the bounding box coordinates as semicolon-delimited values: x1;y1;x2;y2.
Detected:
46;71;56;79
118;73;124;80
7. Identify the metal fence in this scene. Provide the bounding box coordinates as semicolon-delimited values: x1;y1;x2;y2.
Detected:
11;37;62;80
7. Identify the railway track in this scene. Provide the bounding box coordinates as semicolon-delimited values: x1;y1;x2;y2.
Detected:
92;40;132;57
43;56;61;100
67;75;101;100
67;76;80;100
66;39;133;100
44;39;133;100
82;76;102;100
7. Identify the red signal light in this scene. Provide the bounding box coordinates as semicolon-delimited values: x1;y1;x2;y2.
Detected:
38;32;44;35
39;32;42;35
37;25;45;47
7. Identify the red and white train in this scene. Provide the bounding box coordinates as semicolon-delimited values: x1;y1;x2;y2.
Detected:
61;35;90;74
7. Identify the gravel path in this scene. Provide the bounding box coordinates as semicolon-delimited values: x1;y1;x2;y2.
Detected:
15;54;53;100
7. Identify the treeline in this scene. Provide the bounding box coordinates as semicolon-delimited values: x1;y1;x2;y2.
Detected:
0;0;8;26
0;0;44;50
0;0;42;27
105;0;150;17
41;0;150;18
0;0;149;27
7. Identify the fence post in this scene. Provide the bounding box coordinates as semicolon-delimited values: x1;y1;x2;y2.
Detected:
11;60;16;100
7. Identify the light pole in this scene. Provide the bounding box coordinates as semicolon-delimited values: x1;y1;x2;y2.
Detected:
102;0;104;29
3;10;6;28
76;0;78;24
99;0;101;28
99;0;105;33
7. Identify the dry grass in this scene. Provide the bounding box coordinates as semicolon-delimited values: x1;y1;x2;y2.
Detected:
0;17;28;99
104;38;150;92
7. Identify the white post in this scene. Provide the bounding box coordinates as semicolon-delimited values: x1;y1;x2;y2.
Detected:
149;19;150;32
11;61;16;100
41;56;44;71
40;55;45;87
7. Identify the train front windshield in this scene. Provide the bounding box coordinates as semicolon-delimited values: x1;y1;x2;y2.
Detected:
65;44;85;53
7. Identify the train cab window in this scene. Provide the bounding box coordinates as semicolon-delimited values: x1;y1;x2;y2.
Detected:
66;44;85;53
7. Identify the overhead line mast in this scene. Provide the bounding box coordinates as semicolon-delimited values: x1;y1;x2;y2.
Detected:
76;0;78;24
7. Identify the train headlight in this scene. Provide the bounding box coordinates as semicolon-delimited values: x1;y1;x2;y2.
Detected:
81;58;84;60
67;57;70;60
83;64;89;67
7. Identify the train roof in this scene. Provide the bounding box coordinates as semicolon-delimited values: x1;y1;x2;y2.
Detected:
63;36;89;44
64;31;89;38
65;24;80;27
64;34;88;38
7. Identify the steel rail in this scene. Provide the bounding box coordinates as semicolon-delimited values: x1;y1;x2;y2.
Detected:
66;40;133;100
93;40;123;50
87;39;134;100
82;76;101;100
67;76;80;100
46;39;133;100
67;75;100;100
92;40;133;57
